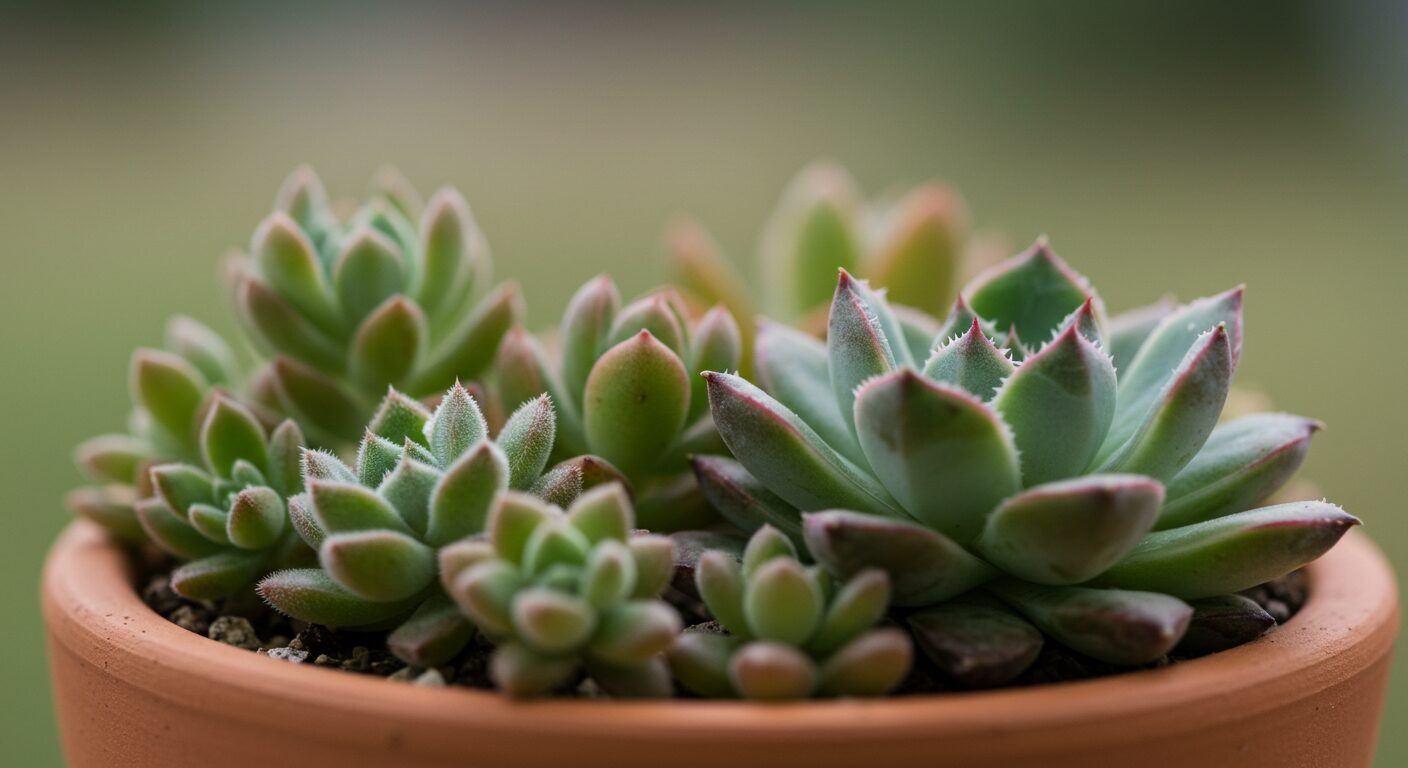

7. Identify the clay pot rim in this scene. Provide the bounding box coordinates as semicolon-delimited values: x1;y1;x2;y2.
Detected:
42;521;1398;743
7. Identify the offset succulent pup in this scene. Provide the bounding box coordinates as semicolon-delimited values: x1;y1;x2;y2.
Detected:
494;277;741;530
670;526;911;700
439;484;681;697
258;383;579;666
701;239;1355;681
229;166;521;446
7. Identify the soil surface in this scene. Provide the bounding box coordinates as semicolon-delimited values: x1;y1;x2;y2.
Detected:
139;561;1309;696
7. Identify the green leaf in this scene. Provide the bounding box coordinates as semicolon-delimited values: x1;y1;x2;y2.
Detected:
588;601;682;666
1097;325;1233;481
268;358;366;445
1175;594;1275;656
414;187;475;319
802;510;995;606
320;530;436;602
489;642;580;698
559;276;621;404
808;569;889;655
512;588;597;655
816;628;913;697
188;503;232;543
427;441;508;546
687;306;742;421
378;451;439;537
164;315;239;386
265;420;305;497
988;580;1192;665
498;395;557;490
695;551;750;638
744;558;824;645
1158;413;1318;529
437;538;497;588
287;493;325;549
259;568;420;627
761;162;862;320
427;382;488;467
309;480;415;536
528;462;586;508
387;593;476;667
1093;501;1360;599
728;641;817;700
740;525;798;577
235;276;345;372
199;397;267;479
74;435;149;485
131;349;207;448
351;297;426;391
932;294;998;345
411;282;522;394
865;184;964;315
690;455;803;544
828;271;899;432
753;321;862;465
226;486;287;550
964;238;1096;343
566;482;633;544
445;561;523;636
368;389;433;445
583;331;690;478
853;370;1020;542
354;432;402;488
907;595;1043;688
135;497;224;560
150;463;215;517
488;491;558;563
627;534;675;598
522;519;592;574
370;165;423;221
922;318;1014;401
705;372;901;517
1107;297;1176;376
668;631;741;699
607;294;688;360
273;164;328;233
300;448;357;484
252;213;344;335
333;228;405;324
892;305;942;371
667;219;757;369
976;474;1164;585
494;328;582;452
582;540;637;610
66;487;145;543
171;551;264;601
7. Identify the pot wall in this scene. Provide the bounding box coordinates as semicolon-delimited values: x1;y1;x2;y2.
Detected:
44;522;1398;768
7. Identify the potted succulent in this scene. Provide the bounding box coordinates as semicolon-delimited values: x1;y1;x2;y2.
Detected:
45;167;1397;768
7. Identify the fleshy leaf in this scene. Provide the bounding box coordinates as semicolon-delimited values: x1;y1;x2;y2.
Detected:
808;569;889;655
199;397;267;479
705;372;901;517
74;435;148;485
696;551;751;639
753;321;862;465
235;277;345;372
627;534;675;598
566;483;633;544
333;228;405;324
1093;501;1360;599
1174;594;1276;656
265;420;305;497
583;331;690;478
427;383;488;467
687;306;742;421
988;580;1192;665
907;595;1043;688
309;480;415;536
268;358;366;444
320;530;436;602
252;213;343;335
1107;297;1176;376
728;641;817;701
388;593;476;667
922;318;1014;401
356;432;403;488
689;455;803;543
131;349;206;447
427;441;509;546
497;395;556;491
165;315;238;386
607;294;687;360
761;161;862;320
259;568;421;627
171;551;264;601
226;486;287;550
816;628;912;697
489;642;580;698
512;589;597;656
802;511;996;606
351;297;426;390
865;184;965;315
828;271;899;432
587;601;681;666
410;282;522;393
964;239;1096;343
414;188;476;319
976;475;1164;585
853;370;1019;542
136;498;224;560
559;276;621;403
668;631;741;699
150;464;215;517
1158;413;1318;529
301;448;357;484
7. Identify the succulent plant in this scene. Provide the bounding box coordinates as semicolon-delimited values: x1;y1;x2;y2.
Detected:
701;238;1357;679
669;526;911;700
69;316;255;543
493;276;741;530
438;484;681;697
258;383;579;666
138;398;310;601
668;161;1002;363
228;166;521;447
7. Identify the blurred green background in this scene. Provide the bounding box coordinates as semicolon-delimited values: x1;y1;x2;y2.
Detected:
2;1;1403;764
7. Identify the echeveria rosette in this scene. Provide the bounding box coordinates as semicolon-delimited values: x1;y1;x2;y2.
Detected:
69;316;256;544
669;526;911;701
438;485;681;698
493;276;741;530
702;238;1357;681
667;161;996;353
136;397;310;601
228;166;522;447
258;383;578;667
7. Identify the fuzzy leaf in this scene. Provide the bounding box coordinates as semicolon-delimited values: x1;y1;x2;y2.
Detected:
1158;413;1318;529
566;482;633;544
740;525;798;577
378;453;439;537
588;601;682;666
414;188;474;318
964;239;1095;343
265;420;305;497
688;306;742;421
426;383;487;465
728;642;816;701
559;276;621;403
427;441;508;546
607;294;687;360
268;358;365;444
74;435;148;485
802;511;995;606
150;464;215;516
131;349;207;447
705;372;901;517
199;397;268;479
761;162;862;320
489;642;579;698
1107;297;1176;375
287;493;324;549
301;448;357;484
494;328;580;447
411;282;522;393
235;276;345;372
227;486;287;550
309;480;415;536
892;306;942;370
1094;501;1360;599
66;486;145;543
259;568;420;627
922;318;1014;401
252;213;343;334
513;589;597;655
988;580;1192;665
582;540;637;610
628;534;675;598
388;593;476;667
744;558;824;645
351;297;426;390
583;331;690;478
932;294;997;345
333;228;405;324
273;165;328;231
690;455;803;544
528;462;586;511
321;530;436;602
165;315;238;386
135;497;224;560
355;433;403;487
816;628;913;697
522;519;593;575
668;631;740;699
368;389;433;446
498;395;556;490
171;551;264;601
1098;325;1232;481
854;370;1020;542
907;595;1043;688
188;503;232;544
866;184;964;315
753;321;863;464
447;561;523;636
976;474;1164;585
437;538;497;588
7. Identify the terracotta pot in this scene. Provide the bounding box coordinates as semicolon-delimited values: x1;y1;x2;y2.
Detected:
44;520;1398;768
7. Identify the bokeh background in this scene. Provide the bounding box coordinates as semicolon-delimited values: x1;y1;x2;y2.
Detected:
2;1;1404;764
